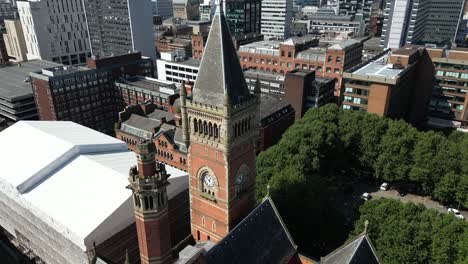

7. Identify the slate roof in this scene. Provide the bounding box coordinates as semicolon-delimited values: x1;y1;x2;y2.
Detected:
147;109;176;123
192;4;252;107
120;114;160;140
204;196;297;264
260;94;290;119
321;234;380;264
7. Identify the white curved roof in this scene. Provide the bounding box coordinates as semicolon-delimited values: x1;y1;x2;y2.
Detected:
0;121;188;254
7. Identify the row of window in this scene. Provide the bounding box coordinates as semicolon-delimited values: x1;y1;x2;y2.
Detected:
193;118;220;139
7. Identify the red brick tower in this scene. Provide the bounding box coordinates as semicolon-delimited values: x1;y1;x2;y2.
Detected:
128;140;172;264
183;2;259;243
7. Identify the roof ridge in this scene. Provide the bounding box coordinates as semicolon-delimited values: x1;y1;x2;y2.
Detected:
265;196;298;250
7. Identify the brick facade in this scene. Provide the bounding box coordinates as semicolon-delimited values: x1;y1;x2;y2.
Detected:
238;40;363;96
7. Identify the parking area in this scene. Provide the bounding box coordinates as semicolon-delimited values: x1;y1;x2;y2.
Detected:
368;186;468;221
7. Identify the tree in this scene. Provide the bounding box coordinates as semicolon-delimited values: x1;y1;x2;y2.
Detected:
351;199;468;264
434;172;459;205
374;121;417;182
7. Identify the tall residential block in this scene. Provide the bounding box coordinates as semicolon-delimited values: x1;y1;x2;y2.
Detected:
338;0;373;34
84;0;157;61
342;46;434;128
2;19;27;62
381;0;464;48
426;47;468;128
261;0;293;40
173;0;200;20
152;0;174;20
17;0;91;65
224;0;261;36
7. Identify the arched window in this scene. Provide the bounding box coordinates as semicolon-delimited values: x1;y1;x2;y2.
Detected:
203;121;208;135
149;196;154;209
198;120;202;134
280;70;284;74
214;124;218;138
288;51;292;58
272;69;277;73
260;67;264;71
328;56;333;62
144;197;149;210
248;117;251;130
208;122;213;137
193;118;198;133
266;68;270;72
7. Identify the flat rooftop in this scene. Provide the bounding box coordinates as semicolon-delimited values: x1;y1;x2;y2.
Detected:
116;76;179;95
243;68;284;81
161;57;201;68
351;53;404;79
0;60;62;101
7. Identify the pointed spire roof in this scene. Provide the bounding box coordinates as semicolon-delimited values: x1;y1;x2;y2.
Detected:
192;0;251;107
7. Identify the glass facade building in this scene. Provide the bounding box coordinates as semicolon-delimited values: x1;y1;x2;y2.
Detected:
224;0;261;36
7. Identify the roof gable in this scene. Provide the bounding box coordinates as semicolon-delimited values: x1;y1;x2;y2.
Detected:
192;4;251;107
321;234;380;264
204;197;297;264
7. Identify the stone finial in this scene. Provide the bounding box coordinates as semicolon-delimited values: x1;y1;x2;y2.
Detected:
364;220;369;234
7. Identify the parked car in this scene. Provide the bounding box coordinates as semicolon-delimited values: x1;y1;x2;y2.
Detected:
361;193;371;201
398;189;407;197
448;208;465;220
380;183;389;191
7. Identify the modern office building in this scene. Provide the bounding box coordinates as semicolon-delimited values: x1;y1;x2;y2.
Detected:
238;36;363;96
309;14;365;37
151;0;174;20
84;0;156;61
173;0;200;20
0;60;61;122
381;0;464;48
156;51;200;83
2;19;26;62
342;46;434;128
261;0;293;40
0;1;18;22
380;0;429;49
426;47;468;128
199;0;215;21
422;0;464;45
17;0;91;65
338;0;373;34
224;0;261;36
29;52;154;134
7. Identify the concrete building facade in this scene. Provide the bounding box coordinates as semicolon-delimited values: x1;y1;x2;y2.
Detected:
152;0;174;20
17;0;90;65
84;0;157;61
2;19;26;62
224;0;261;36
261;0;293;40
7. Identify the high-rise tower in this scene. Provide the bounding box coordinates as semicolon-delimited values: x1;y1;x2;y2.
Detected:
128;140;172;264
182;2;259;243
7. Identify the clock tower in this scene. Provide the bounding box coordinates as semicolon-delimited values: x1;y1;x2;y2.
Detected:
181;2;259;243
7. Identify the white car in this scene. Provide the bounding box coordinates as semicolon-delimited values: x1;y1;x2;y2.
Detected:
361;193;371;201
380;183;389;191
448;208;465;220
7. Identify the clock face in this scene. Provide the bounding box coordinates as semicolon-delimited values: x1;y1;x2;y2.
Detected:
236;170;246;185
204;174;215;187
